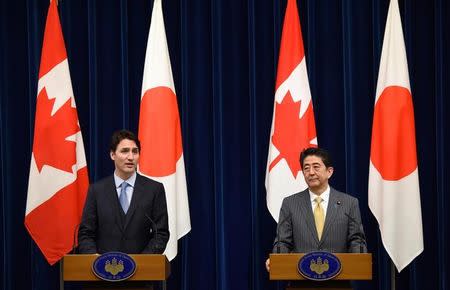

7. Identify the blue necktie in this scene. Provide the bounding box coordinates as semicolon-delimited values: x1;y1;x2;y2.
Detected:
119;182;130;214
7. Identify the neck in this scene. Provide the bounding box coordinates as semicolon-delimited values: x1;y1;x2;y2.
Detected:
115;171;134;181
309;185;328;196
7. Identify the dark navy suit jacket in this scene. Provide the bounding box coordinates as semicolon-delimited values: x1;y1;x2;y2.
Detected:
78;173;169;254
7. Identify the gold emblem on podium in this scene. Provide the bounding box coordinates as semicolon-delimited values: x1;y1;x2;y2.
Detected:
309;257;329;274
104;257;124;275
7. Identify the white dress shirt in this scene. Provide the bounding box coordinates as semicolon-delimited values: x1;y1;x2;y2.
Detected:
114;172;137;205
309;186;330;218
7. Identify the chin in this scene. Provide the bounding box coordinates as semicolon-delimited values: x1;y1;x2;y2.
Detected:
309;185;322;191
121;169;135;176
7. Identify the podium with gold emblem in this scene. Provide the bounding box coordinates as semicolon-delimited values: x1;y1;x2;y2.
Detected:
269;253;372;290
62;254;170;290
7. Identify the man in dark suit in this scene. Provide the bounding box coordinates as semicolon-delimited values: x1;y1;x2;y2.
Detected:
78;130;169;254
266;147;366;270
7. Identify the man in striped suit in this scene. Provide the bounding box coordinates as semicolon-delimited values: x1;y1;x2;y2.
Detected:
266;147;366;271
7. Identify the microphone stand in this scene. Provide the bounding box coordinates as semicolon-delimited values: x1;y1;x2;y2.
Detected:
144;212;164;290
144;212;158;237
71;223;80;254
274;214;291;253
344;212;367;253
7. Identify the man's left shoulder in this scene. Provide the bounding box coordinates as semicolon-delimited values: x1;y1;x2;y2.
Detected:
331;188;358;202
136;173;163;188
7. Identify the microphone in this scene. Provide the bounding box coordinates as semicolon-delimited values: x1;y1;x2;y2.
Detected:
273;214;291;253
71;223;80;254
144;212;158;237
342;209;367;253
144;211;165;254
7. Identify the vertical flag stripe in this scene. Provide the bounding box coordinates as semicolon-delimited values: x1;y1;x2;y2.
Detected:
368;0;423;272
275;0;304;90
138;0;191;261
25;0;89;265
266;0;318;221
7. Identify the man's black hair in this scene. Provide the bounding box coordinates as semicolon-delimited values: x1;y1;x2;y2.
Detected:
110;130;141;152
300;147;333;168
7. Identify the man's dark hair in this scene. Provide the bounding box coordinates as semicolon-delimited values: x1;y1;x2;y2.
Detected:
300;147;333;168
109;130;141;152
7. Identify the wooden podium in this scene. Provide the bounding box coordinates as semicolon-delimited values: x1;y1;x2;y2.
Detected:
269;253;372;290
62;254;170;290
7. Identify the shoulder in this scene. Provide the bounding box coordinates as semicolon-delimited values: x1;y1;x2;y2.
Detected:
136;173;164;189
283;189;309;204
84;176;114;202
89;175;114;189
330;187;359;203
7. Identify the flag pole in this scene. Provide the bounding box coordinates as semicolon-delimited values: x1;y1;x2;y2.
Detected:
391;260;396;290
59;260;64;290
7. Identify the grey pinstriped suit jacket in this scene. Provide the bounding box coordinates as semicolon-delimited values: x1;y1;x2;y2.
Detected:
273;187;367;253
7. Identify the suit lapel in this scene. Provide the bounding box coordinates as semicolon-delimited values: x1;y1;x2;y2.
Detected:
319;188;338;244
123;174;141;230
107;176;125;233
299;191;320;243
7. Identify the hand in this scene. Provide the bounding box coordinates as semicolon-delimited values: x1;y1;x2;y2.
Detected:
265;258;270;272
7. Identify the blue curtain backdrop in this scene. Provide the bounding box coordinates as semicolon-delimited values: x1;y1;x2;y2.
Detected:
1;0;449;289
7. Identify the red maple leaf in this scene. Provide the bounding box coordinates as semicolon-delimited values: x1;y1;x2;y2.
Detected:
269;91;317;178
33;88;79;173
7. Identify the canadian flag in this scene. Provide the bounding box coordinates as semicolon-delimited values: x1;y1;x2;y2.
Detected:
24;0;89;265
265;0;317;221
138;0;191;260
368;0;423;272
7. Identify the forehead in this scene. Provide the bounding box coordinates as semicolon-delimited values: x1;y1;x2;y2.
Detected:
116;138;138;150
303;155;325;166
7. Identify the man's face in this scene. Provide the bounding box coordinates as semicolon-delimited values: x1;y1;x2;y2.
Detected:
110;138;140;180
302;155;333;194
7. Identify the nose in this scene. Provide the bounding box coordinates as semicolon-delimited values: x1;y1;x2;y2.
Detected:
306;169;316;176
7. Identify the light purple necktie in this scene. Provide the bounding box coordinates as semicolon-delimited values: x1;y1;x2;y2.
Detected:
119;182;129;214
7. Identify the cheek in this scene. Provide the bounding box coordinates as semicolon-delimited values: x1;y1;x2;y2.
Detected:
318;173;328;180
116;156;126;163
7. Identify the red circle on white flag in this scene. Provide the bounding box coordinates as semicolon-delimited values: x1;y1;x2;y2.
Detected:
138;86;183;177
370;86;417;181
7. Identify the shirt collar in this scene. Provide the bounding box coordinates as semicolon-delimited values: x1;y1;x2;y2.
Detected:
114;172;137;188
309;186;330;203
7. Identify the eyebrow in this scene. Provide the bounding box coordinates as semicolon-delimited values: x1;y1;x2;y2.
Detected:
304;162;322;166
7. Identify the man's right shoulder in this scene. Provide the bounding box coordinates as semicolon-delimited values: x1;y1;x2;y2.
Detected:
136;173;164;188
89;175;114;189
283;189;308;203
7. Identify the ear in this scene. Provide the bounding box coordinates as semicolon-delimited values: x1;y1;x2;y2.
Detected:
327;166;334;178
110;151;115;161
